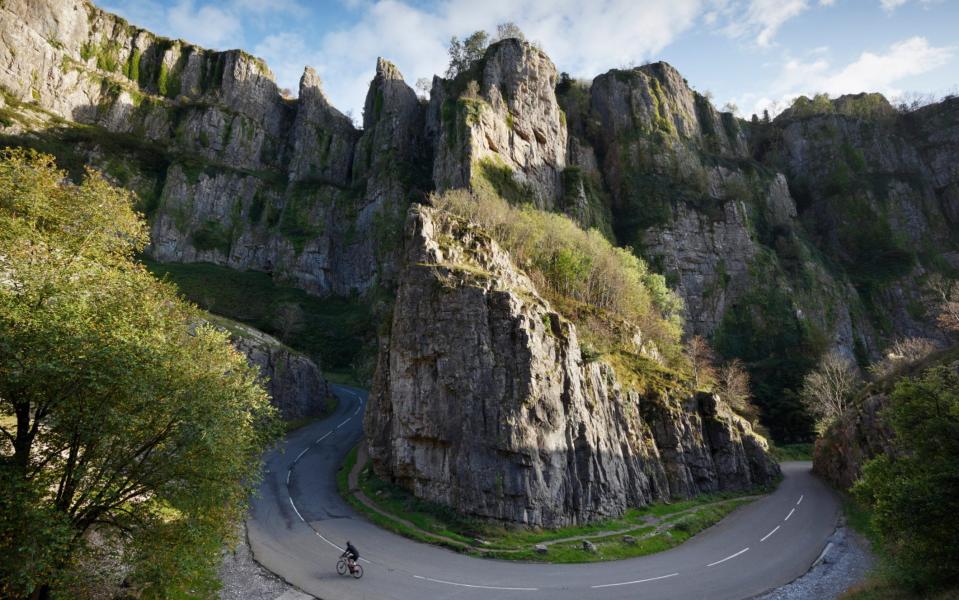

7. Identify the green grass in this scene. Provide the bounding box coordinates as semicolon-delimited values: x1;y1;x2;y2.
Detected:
142;260;375;385
771;443;814;462
338;444;765;563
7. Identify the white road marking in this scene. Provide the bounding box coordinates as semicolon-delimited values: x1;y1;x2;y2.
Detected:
412;575;538;591
336;419;350;429
590;572;679;589
315;431;332;444
286;470;291;485
785;508;796;521
708;547;749;567
761;525;780;542
293;447;309;463
797;494;804;505
288;497;305;522
353;406;360;416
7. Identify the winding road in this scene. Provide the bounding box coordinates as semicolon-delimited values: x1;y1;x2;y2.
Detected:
248;385;840;600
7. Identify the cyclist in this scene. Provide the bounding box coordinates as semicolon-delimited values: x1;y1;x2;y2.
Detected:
344;540;360;573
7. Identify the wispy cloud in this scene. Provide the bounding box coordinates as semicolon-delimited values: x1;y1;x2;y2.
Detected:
741;36;954;116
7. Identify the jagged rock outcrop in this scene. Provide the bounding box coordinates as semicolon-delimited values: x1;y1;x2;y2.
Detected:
209;316;332;420
813;392;894;490
365;205;779;527
429;39;567;209
0;0;427;296
768;94;959;352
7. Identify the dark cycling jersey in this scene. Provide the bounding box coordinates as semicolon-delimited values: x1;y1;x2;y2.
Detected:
345;542;359;561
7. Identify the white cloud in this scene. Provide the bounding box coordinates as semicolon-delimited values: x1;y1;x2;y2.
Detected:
880;0;908;10
744;36;954;116
167;0;243;48
718;0;812;47
305;0;706;122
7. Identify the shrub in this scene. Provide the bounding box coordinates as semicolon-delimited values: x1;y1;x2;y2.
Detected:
854;366;959;591
432;189;684;362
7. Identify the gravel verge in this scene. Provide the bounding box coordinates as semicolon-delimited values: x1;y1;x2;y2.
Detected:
218;524;315;600
754;521;873;600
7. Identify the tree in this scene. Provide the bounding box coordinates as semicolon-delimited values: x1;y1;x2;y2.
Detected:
854;366;959;590
868;337;939;380
492;21;525;43
717;359;760;424
415;77;431;99
931;276;959;332
274;301;306;340
800;350;860;428
686;335;717;390
0;150;279;599
446;30;489;78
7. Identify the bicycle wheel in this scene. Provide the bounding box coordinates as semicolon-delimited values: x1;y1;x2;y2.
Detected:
336;559;347;575
351;563;363;579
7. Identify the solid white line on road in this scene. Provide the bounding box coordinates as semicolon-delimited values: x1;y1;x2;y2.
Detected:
761;525;781;542
336;419;350;429
315;431;332;444
785;508;796;521
708;547;749;567
286;469;291;486
288;497;305;523
797;494;804;505
590;573;679;589
412;575;538;591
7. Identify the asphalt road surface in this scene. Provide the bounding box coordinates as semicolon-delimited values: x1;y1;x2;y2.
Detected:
248;385;840;600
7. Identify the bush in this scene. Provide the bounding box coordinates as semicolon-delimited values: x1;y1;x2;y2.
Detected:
854;366;959;591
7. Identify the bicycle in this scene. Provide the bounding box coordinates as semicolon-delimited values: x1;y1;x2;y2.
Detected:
336;553;363;579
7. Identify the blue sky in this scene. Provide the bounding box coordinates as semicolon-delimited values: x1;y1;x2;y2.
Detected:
102;0;958;123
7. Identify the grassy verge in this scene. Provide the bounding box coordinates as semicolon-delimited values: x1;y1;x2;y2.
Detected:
142;260;376;385
771;443;814;462
338;444;764;563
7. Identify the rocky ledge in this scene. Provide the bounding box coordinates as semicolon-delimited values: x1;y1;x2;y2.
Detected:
364;205;779;527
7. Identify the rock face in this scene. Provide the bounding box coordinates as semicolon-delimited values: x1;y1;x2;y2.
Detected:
429;39;567;209
365;206;779;527
211;317;332;420
813;392;894;491
0;0;426;296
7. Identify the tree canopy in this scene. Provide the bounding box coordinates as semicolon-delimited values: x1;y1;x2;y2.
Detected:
854;365;959;591
0;149;279;599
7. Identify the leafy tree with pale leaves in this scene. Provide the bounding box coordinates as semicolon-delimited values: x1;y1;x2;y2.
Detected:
0;150;280;599
800;350;860;429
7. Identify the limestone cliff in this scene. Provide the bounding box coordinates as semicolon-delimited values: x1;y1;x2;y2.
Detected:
0;0;425;296
207;316;332;421
428;39;567;209
365;205;779;527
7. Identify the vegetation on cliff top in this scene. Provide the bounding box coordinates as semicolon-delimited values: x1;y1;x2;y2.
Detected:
432;188;685;365
0;150;280;599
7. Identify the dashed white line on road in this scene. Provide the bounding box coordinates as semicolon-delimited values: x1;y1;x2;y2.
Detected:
314;431;332;444
293;447;309;463
590;572;679;589
797;494;804;505
412;575;538;591
785;508;796;521
761;525;780;542
286;469;291;485
708;547;749;567
336;419;350;429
